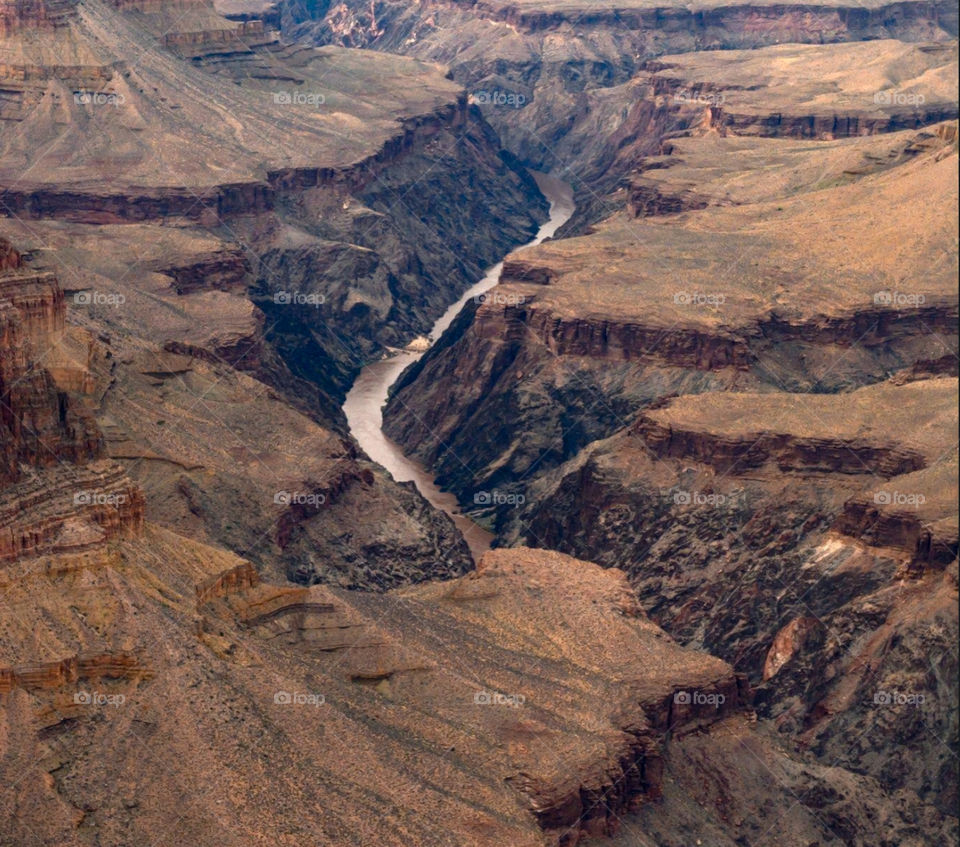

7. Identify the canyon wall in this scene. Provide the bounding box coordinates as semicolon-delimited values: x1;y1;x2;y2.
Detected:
289;0;958;202
0;248;144;560
0;273;100;481
377;37;959;837
0;0;544;586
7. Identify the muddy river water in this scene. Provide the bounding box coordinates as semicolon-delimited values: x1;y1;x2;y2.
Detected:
343;172;575;561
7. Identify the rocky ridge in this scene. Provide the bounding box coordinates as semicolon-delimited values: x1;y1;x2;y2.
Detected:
378;34;959;845
4;528;944;846
0;0;548;584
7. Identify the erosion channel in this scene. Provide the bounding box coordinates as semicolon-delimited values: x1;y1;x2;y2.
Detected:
343;171;575;560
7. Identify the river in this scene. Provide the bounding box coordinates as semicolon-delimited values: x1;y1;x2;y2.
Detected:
342;172;575;561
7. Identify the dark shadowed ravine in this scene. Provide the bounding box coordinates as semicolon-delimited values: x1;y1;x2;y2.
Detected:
343;172;574;560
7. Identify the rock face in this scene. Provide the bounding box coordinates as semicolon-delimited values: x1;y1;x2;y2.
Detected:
0;248;100;480
0;238;144;560
0;0;79;34
645;40;959;138
5;530;938;846
0;461;144;561
0;0;541;585
0;652;151;696
376;33;958;846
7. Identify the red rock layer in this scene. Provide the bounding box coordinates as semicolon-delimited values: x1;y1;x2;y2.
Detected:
195;561;260;607
160;20;265;49
0;252;144;558
0;235;20;271
475;288;959;373
0;100;467;224
0;651;150;694
633;417;927;477
0;461;145;562
0;0;77;36
274;461;375;549
647;75;959;139
0;300;101;482
419;0;957;40
0;271;64;344
834;496;958;570
157;248;250;294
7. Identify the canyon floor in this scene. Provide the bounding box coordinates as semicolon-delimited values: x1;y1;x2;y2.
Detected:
0;0;957;845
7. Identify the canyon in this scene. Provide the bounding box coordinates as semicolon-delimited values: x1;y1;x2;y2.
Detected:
0;0;956;844
344;170;575;560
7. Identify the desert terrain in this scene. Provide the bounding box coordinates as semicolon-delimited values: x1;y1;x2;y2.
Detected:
0;0;956;844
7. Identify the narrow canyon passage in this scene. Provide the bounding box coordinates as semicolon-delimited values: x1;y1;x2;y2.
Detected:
343;172;575;560
1;0;955;842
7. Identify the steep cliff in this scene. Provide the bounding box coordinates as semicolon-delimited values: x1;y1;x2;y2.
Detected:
0;0;545;584
289;0;959;223
3;530;944;845
0;245;144;560
0;262;101;480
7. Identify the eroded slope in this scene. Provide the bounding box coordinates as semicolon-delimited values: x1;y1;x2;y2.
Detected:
0;0;550;582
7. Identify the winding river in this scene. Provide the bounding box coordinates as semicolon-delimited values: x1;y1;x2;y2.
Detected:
343;172;575;561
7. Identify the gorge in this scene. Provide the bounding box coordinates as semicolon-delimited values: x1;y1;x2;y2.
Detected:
0;0;957;845
343;170;574;560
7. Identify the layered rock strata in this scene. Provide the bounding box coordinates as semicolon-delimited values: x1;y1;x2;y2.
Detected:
0;0;544;583
8;530;931;846
291;0;959;201
0;244;144;560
